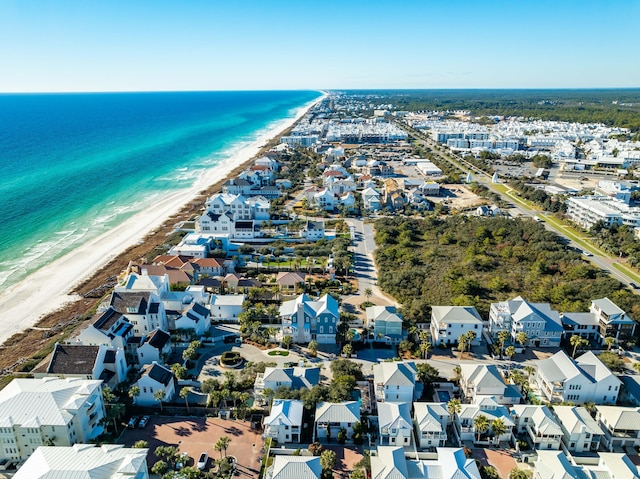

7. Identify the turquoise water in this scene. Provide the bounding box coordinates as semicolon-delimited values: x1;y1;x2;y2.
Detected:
0;91;321;288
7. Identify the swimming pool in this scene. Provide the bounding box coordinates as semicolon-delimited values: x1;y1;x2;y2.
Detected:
437;390;451;402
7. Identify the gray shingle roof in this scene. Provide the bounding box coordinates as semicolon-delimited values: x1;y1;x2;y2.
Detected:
46;344;99;375
146;363;173;386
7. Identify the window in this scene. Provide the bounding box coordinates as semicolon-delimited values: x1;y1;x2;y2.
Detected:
143;387;147;393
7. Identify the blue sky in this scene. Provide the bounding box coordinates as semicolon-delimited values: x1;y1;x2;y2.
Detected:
1;0;638;92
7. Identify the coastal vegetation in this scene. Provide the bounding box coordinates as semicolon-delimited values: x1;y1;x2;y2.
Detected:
366;89;640;133
374;216;640;324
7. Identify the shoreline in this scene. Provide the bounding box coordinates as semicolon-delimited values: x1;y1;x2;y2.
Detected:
0;94;322;349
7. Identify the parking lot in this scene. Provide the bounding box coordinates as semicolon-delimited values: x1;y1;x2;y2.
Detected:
119;416;262;475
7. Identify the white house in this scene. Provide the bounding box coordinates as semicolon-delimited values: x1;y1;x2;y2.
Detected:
595;405;640;451
373;362;418;403
371;446;481;479
591;297;637;345
0;378;106;462
13;444;149;479
268;456;321;479
456;397;514;445
263;399;303;444
361;187;382;211
254;367;320;404
534;350;621;404
488;296;563;347
35;343;127;389
135;329;171;366
210;294;245;322
366;305;404;345
552;405;604;453
279;294;340;344
299;220;325;240
459;364;521;405
135;362;176;407
378;402;413;446
314;401;360;441
510;405;563;451
77;307;134;350
430;306;483;346
109;290;167;336
413;402;450;450
534;450;640;479
174;302;211;336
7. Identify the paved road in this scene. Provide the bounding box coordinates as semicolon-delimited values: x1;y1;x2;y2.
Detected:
345;218;398;307
397;120;639;290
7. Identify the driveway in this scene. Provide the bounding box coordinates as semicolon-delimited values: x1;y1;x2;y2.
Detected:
119;416;262;475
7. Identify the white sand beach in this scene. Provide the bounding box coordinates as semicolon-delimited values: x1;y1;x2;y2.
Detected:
0;96;322;347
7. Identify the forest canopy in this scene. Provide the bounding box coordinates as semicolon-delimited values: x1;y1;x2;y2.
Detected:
374;216;640;324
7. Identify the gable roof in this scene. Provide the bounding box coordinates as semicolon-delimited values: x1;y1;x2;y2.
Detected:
143;363;173;386
596;405;640;431
371;446;408;479
264;399;303;427
373;362;417;388
592;297;625;316
431;306;483;324
276;271;306;285
552;406;603;436
414;402;450;432
110;291;150;315
460;364;506;390
13;444;148;479
378;402;412;430
144;329;170;350
315;401;360;424
271;456;321;479
46;344;99;375
93;307;124;331
366;305;403;324
537;350;619;386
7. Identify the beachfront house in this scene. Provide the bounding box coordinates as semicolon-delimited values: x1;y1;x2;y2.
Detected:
534;350;621;404
13;444;150;479
109;290;167;336
0;377;106;462
33;343;127;389
413;402;451;449
430;306;483;347
372;361;418;403
135;362;176;407
76;307;135;350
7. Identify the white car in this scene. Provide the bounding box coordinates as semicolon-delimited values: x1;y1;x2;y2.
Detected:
197;452;208;470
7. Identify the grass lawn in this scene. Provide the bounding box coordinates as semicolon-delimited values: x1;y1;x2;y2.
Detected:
267;349;289;356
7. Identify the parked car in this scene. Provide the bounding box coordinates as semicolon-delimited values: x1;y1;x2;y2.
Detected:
138;416;150;428
127;416;139;428
197;452;209;470
630;282;638;289
582;250;593;257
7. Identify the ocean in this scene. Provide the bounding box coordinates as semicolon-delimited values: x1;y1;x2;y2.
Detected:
0;90;321;289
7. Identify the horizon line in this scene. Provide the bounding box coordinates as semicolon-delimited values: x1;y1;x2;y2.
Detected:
2;86;640;95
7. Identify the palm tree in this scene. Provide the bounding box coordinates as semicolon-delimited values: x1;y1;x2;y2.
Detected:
364;288;372;301
570;335;588;358
419;341;432;359
282;335;293;350
214;436;231;458
452;365;462;382
447;398;462;419
342;343;353;357
466;331;476;352
474;414;490;442
308;340;319;357
154;389;165;412
505;346;516;360
604;336;616;350
128;386;140;405
524;365;536;378
634;362;640;374
509;468;530;479
457;333;469;357
497;330;510;357
515;332;528;348
180;387;191;413
490;418;507;445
